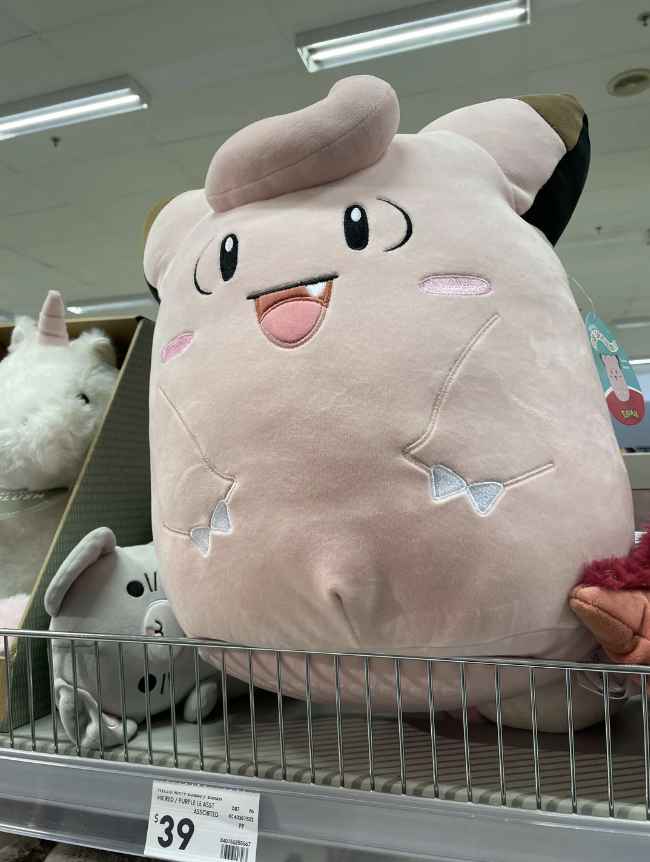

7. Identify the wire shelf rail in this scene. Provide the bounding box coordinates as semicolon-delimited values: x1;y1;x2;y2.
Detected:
2;626;650;828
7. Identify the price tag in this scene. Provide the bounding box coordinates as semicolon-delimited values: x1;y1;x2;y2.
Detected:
144;781;259;862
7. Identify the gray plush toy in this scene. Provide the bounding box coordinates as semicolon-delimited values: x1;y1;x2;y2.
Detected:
45;527;223;750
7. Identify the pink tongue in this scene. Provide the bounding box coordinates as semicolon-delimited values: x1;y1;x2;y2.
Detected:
261;300;322;344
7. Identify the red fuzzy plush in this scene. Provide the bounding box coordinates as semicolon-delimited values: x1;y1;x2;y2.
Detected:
582;528;650;590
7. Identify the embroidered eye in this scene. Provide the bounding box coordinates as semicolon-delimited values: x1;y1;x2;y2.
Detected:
344;205;369;250
127;580;145;598
220;234;238;281
138;674;157;693
77;393;90;405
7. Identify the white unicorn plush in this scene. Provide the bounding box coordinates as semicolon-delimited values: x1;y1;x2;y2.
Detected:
0;291;119;631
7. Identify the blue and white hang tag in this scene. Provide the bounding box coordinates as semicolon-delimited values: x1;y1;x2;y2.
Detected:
586;313;645;426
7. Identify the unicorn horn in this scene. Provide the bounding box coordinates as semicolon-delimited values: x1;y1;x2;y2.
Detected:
37;291;69;347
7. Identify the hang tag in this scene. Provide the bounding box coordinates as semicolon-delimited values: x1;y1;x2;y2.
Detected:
586;313;645;426
576;649;639;700
144;781;260;862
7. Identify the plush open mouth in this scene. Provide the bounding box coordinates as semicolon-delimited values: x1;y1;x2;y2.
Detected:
248;275;337;348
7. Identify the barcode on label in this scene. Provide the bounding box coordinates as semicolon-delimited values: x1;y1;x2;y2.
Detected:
220;843;248;861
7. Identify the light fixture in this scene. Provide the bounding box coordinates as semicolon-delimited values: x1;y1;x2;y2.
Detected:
613;320;650;330
296;0;530;72
0;76;149;140
66;296;156;316
607;69;650;98
630;359;650;365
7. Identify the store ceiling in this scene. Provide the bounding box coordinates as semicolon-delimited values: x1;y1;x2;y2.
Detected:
0;0;647;352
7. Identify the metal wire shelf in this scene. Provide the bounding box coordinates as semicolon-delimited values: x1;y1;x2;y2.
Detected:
2;627;650;860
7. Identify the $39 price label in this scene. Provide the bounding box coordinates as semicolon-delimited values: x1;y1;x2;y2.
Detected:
144;781;260;862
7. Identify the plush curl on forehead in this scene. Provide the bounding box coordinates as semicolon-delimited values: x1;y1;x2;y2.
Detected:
205;75;399;214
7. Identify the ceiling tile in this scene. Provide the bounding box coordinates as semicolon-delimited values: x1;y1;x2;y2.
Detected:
61;277;150;301
524;0;650;70
565;207;650;240
588;103;650;155
263;0;423;38
628;296;650;316
0;247;42;272
525;48;650;116
587;148;650;192
398;74;528;133
0;8;29;43
0;205;107;248
77;187;187;237
131;64;329;144
160;131;234;182
0;263;86;305
0;0;148;33
0;35;79;103
56;255;142;284
40;0;285;82
27;232;131;267
576;181;650;218
0;114;154;172
0;173;63;216
27;148;196;204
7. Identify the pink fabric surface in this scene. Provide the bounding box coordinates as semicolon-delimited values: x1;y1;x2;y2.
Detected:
421;99;566;217
260;301;323;345
420;276;491;296
205;76;399;213
36;291;69;347
163;332;194;363
144;81;632;716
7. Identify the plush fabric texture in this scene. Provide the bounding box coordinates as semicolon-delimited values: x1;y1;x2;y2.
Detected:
569;530;650;673
0;292;118;601
205;76;400;213
46;527;225;750
144;78;633;718
581;526;650;590
421;95;588;247
569;586;650;668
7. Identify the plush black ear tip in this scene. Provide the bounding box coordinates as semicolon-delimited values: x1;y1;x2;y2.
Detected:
517;94;590;246
147;279;161;305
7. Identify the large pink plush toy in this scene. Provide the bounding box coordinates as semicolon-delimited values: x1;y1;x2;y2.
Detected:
143;76;633;730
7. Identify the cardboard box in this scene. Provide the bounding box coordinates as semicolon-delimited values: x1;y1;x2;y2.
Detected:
0;316;154;731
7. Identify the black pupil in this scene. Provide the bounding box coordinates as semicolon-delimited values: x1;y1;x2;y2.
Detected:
138;674;157;693
78;393;89;405
127;581;145;597
220;234;238;281
344;205;369;250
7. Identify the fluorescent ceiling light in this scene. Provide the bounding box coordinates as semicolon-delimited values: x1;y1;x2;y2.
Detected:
297;0;530;71
630;359;650;365
614;320;650;330
0;76;149;140
67;297;156;315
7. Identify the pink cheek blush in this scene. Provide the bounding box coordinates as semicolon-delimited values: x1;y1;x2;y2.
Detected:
163;332;194;364
420;276;491;296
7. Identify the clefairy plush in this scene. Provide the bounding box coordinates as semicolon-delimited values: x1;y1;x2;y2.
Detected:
45;527;226;750
143;76;634;728
0;291;118;617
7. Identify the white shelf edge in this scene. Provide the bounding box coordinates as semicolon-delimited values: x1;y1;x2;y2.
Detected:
2;749;650;861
